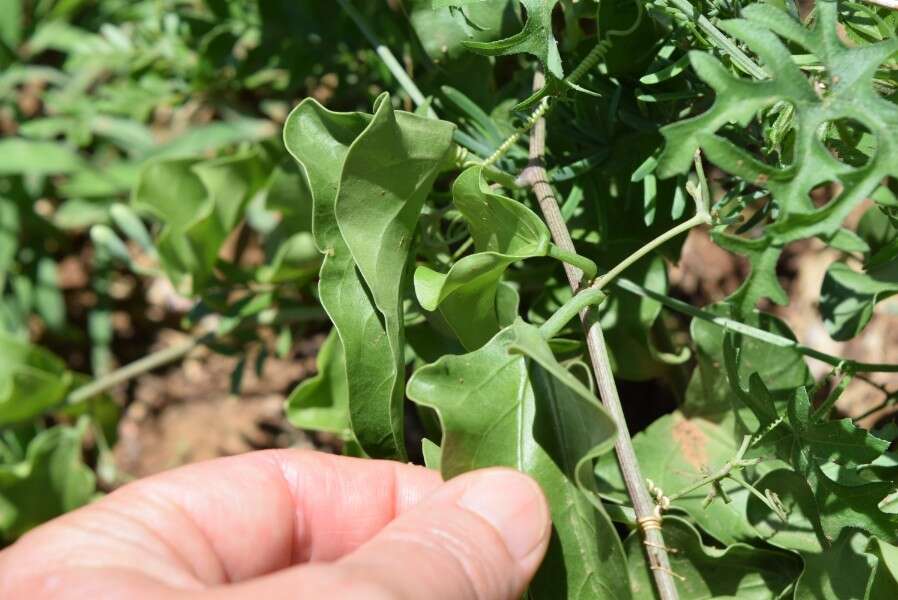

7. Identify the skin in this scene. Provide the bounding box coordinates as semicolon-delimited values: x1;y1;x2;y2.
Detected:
0;449;551;600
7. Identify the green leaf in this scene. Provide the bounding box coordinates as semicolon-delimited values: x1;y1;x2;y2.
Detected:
797;529;877;600
868;537;898;598
596;412;762;545
658;3;898;315
726;340;888;471
660;3;898;244
146;119;278;160
746;469;828;553
421;438;442;470
745;470;885;598
624;516;801;599
0;425;95;542
285;330;350;438
858;202;898;271
0;197;18;289
0;333;73;426
408;319;628;600
725;326;898;545
284;94;454;460
462;0;564;79
132;151;269;295
0;0;23;50
0;138;85;176
687;305;811;419
411;0;519;62
820;261;898;341
414;165;550;349
712;232;788;317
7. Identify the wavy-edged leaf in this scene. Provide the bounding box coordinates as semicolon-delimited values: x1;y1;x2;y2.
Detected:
285;330;350;439
284;94;454;459
0;333;72;426
408;319;628;600
132;151;269;295
414;165;550;349
820;261;898;341
0;425;95;542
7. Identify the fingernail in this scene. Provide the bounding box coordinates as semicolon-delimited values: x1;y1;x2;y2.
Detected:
458;470;549;560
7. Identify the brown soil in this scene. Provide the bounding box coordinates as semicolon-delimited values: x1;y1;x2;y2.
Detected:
112;331;326;481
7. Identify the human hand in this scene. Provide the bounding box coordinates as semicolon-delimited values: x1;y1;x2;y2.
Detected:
0;450;551;600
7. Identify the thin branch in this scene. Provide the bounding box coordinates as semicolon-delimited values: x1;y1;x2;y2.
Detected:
548;244;598;280
68;334;211;403
336;0;434;115
664;436;757;502
67;306;328;404
593;214;708;292
860;0;898;9
614;277;898;374
520;71;679;600
662;0;768;80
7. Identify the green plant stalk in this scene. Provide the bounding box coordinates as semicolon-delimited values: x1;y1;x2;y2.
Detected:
811;373;852;422
548;243;598;280
540;288;606;340
663;0;768;80
482;26;618;169
336;0;525;186
67;333;212;404
594;213;709;291
521;71;679;600
615;278;898;373
336;0;434;115
725;473;788;522
67;306;328;404
665;436;754;502
482;98;551;167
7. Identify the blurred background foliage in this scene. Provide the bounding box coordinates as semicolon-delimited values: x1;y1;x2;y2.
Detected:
0;0;419;542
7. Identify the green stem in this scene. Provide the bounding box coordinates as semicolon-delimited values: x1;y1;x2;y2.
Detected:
594;213;707;291
540;288;606;340
725;473;788;522
548;243;598;280
482;98;551;168
666;436;754;502
68;334;212;404
812;372;852;421
664;0;768;80
614;278;898;373
67;306;328;404
336;0;435;116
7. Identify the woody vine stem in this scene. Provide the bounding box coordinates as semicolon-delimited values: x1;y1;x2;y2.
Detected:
520;71;680;600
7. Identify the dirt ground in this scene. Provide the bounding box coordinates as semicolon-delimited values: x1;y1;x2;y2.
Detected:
112;331;325;479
